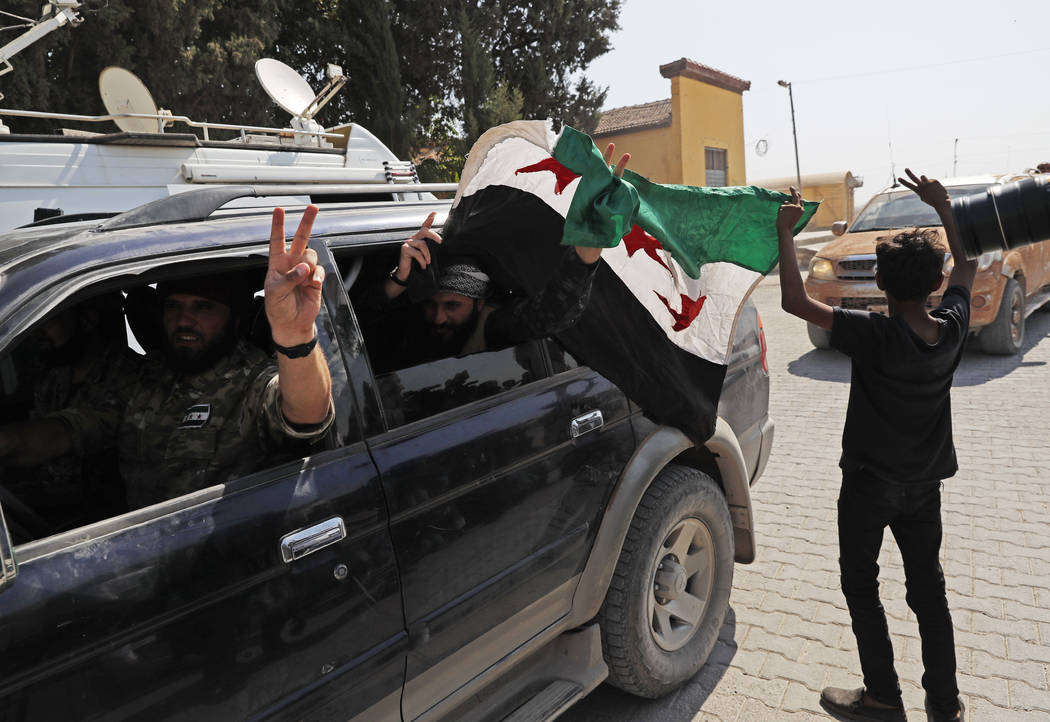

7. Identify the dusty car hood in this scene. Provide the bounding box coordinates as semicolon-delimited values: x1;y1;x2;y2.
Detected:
816;227;948;258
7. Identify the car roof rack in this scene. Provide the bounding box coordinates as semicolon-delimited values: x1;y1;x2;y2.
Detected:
94;182;459;232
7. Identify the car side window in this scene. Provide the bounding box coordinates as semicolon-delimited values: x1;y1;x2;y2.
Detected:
337;248;552;428
376;341;547;427
0;264;351;546
547;339;581;374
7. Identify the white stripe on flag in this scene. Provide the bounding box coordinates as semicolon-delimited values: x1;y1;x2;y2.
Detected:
603;243;761;365
459;136;578;218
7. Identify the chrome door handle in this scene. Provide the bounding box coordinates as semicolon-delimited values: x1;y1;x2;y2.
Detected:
570;410;604;438
280;517;347;563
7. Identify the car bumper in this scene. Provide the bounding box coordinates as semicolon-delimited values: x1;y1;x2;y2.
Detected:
804;275;1002;328
751;416;774;486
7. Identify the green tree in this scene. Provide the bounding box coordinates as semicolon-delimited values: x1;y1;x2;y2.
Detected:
474;0;620;132
0;0;286;132
1;0;620;169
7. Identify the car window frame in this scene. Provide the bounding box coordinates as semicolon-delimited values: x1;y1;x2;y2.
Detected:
327;236;581;436
0;243;360;557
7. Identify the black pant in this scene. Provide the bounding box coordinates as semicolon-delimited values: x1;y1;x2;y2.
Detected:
837;471;960;714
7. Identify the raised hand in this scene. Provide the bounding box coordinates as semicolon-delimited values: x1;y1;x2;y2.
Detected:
898;168;950;212
394;211;443;283
265;205;325;347
604;142;630;179
573;143;633;265
777;186;805;233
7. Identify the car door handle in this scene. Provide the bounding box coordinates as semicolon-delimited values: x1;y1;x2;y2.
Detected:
570;410;604;438
280;517;347;563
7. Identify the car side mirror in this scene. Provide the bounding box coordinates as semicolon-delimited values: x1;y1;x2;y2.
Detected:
831;221;848;236
0;505;16;594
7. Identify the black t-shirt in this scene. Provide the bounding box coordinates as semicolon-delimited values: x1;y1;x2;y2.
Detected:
830;285;971;483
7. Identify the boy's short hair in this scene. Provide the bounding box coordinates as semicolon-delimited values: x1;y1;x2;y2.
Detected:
875;228;944;301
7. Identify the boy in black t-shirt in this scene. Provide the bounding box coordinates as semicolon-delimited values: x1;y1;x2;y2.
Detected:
776;170;972;722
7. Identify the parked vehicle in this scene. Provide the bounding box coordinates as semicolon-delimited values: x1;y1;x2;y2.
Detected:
0;186;773;720
1;12;445;234
804;174;1050;354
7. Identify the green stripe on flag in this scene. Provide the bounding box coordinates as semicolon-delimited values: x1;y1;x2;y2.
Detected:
553;126;819;278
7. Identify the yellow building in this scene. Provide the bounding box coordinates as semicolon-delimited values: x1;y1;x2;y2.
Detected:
751;172;864;229
593;58;750;187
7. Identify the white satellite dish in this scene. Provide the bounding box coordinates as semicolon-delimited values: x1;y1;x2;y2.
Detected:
255;58;317;118
99;66;163;133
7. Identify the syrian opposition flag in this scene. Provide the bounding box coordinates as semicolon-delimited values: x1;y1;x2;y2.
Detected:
441;120;817;443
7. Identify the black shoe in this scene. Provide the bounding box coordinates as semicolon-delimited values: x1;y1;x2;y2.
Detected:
820;686;907;722
925;695;964;721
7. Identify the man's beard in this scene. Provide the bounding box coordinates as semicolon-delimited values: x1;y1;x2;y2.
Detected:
161;326;237;374
429;306;480;356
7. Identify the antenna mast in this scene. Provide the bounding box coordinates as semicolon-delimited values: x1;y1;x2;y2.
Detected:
0;2;83;100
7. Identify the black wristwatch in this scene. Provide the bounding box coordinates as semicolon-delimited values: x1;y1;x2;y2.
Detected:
273;334;318;359
388;267;409;287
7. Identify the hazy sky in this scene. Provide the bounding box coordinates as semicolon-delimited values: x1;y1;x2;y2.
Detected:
586;0;1050;205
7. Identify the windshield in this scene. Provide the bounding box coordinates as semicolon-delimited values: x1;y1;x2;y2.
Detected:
850;184;989;232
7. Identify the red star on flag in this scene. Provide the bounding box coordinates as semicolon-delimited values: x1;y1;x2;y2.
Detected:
514;158;581;195
654;292;707;332
622;224;670;272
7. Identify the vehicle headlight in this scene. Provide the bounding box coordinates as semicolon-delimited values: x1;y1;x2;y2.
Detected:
808;257;836;280
976;250;1001;272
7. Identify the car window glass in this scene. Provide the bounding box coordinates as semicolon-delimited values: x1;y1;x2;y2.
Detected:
851;184;988;231
335;247;553;428
547;339;581;374
0;269;350;546
376;340;546;427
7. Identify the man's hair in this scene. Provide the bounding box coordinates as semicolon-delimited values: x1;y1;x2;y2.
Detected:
875;229;944;301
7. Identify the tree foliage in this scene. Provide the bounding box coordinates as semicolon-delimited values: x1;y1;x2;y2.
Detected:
1;0;620;174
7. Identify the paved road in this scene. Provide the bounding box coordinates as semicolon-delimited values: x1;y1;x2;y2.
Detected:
566;275;1050;721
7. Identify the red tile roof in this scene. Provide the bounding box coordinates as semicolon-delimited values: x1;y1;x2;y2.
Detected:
593;98;672;137
659;58;751;94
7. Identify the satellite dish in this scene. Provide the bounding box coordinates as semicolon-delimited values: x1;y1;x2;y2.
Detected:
255;58;317;118
99;66;162;133
755;139;769;157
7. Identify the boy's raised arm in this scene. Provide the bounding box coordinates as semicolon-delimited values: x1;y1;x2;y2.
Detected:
777;187;834;330
898;168;976;292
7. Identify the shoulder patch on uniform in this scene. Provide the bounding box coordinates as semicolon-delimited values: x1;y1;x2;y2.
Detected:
179;404;212;429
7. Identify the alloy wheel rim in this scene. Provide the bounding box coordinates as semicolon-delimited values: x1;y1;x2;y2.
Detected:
647;517;715;652
1010;289;1023;345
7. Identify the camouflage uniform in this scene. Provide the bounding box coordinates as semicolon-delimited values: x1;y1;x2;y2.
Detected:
23;347;137;511
51;339;333;509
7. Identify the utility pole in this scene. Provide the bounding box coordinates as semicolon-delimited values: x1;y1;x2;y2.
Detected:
777;80;802;194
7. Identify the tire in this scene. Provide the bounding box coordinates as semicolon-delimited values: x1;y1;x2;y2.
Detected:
598;464;734;698
980;278;1025;355
807;322;832;349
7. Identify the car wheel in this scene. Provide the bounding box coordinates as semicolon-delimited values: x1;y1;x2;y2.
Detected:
598;464;734;698
980;278;1025;355
807;322;832;349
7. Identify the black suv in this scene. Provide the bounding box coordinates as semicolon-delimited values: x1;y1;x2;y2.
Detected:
0;188;773;721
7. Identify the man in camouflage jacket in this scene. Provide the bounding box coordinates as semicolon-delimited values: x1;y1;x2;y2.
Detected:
0;206;334;509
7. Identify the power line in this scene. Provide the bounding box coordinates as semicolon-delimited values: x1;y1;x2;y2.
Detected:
800;46;1050;84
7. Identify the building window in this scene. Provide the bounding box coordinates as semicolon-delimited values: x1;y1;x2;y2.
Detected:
705;147;727;187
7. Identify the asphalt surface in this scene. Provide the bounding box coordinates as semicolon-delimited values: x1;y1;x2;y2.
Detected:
565;274;1050;721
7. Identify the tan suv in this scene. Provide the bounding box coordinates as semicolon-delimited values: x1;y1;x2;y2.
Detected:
803;174;1050;354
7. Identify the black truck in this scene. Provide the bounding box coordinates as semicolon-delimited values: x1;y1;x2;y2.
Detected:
0;188;773;721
